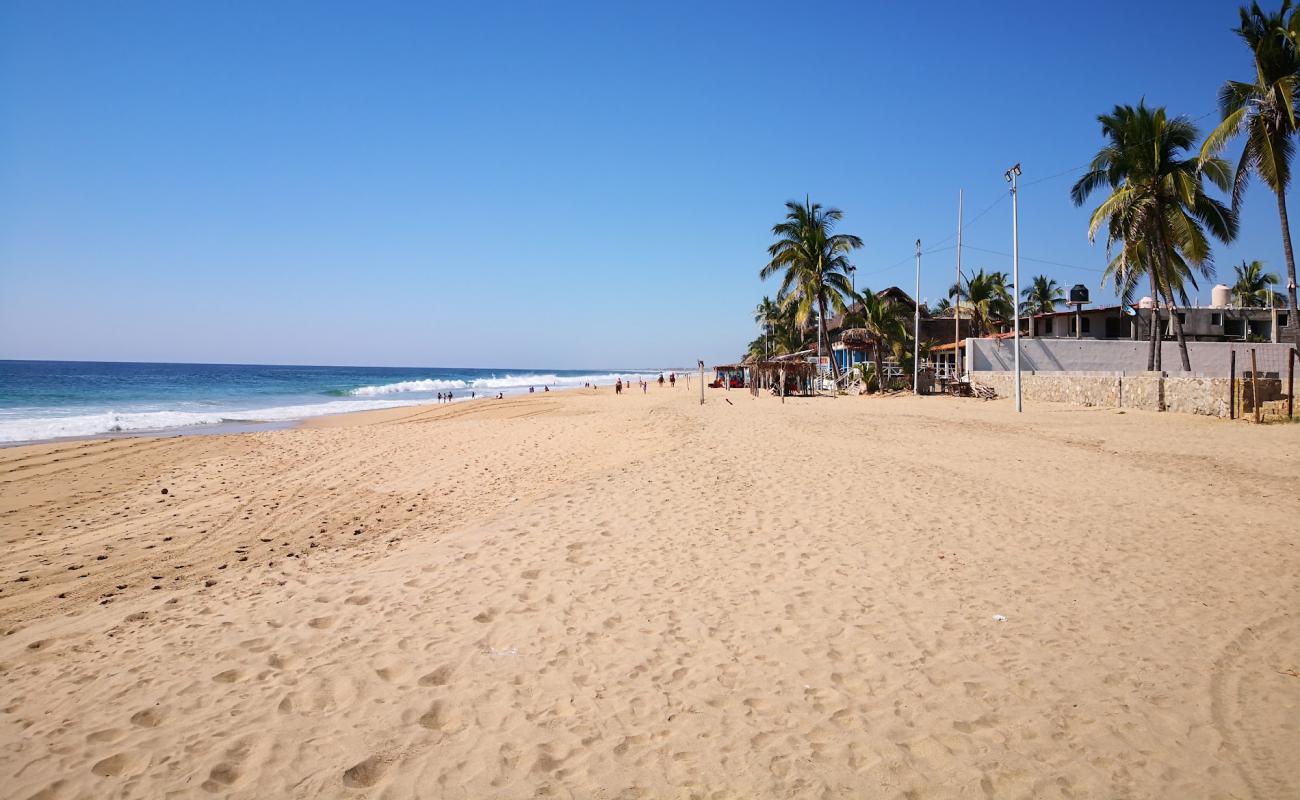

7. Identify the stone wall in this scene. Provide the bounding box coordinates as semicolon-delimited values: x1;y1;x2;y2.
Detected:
970;371;1285;417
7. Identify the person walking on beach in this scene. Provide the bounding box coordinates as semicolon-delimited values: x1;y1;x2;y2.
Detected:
658;373;664;388
615;378;622;395
669;372;676;388
448;391;454;402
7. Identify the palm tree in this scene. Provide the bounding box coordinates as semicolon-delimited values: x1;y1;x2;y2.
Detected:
853;287;907;393
1021;275;1065;336
753;296;780;358
760;198;863;383
1202;2;1299;341
949;269;1013;337
931;297;953;315
1071;102;1237;371
1232;259;1284;306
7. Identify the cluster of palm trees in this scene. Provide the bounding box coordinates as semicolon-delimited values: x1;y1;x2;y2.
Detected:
753;4;1300;380
1073;1;1299;370
751;198;1068;388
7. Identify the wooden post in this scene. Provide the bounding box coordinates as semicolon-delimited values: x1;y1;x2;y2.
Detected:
779;368;786;405
1289;347;1295;420
1250;348;1261;424
1229;349;1236;420
698;360;705;406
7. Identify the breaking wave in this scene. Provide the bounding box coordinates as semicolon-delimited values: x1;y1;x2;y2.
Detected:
349;372;655;397
0;399;416;445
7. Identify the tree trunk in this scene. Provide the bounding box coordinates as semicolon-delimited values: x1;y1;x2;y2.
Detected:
873;337;886;394
819;295;841;384
1157;249;1192;372
1147;274;1159;372
1276;189;1299;343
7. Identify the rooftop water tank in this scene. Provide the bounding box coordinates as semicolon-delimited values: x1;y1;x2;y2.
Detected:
1211;284;1231;308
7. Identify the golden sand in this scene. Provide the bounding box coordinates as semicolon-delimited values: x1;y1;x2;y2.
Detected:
1;388;1297;798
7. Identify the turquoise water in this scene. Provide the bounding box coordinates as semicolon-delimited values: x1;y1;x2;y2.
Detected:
0;361;668;444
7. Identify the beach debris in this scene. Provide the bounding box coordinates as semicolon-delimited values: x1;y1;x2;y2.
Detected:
160;488;168;495
992;614;1007;622
482;645;518;657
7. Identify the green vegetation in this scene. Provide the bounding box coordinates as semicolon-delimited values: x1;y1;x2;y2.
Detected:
1232;259;1285;306
759;198;863;383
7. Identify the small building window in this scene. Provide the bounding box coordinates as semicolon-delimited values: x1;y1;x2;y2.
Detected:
1043;318;1054;335
1280;313;1290;328
1177;312;1186;324
1082;318;1091;333
1211;312;1222;326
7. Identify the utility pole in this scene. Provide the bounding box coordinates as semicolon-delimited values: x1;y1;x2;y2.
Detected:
1005;163;1023;413
914;239;922;396
954;190;963;378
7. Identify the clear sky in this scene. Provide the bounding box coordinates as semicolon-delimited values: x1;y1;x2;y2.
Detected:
2;0;1295;368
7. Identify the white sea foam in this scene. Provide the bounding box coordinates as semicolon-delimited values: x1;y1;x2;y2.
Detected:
0;371;675;445
0;399;416;444
349;372;657;396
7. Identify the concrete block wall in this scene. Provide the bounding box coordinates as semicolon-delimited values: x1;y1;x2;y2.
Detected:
968;338;1295;378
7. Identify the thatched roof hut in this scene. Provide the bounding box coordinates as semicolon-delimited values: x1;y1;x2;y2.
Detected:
838;328;872;348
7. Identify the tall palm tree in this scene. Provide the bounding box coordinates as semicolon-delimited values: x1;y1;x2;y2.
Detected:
1071;102;1237;371
1232;259;1284;306
949;269;1013;337
853;287;908;393
1021;275;1065;337
753;296;780;358
760;198;863;383
1202;2;1300;341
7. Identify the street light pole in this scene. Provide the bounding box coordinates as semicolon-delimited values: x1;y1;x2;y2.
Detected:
914;239;922;396
1005;163;1023;413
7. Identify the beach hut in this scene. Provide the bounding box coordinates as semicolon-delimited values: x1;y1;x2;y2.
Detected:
710;364;749;388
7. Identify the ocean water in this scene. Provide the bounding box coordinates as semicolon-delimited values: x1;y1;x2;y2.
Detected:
0;361;668;445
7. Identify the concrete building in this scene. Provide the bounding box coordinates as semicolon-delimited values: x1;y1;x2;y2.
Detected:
1028;294;1291;344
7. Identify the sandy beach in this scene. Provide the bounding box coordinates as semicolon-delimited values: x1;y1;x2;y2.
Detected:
1;387;1297;799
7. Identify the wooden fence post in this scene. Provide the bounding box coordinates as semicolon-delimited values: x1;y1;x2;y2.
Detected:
1250;348;1260;424
1289;346;1296;420
1229;349;1236;420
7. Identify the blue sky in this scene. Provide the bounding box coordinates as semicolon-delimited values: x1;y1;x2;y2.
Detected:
1;0;1295;368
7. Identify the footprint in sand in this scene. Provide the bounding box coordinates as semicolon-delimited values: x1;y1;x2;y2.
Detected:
91;752;135;777
416;700;462;732
130;707;165;728
418;666;452;686
212;669;243;683
86;728;125;744
342;755;388;788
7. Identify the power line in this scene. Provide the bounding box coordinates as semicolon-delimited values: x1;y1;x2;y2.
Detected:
961;244;1107;274
1020;109;1219;189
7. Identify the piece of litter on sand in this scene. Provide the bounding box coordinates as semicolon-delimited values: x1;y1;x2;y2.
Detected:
482;646;518;657
992;614;1007;622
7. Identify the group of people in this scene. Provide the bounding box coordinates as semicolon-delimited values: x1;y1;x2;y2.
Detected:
436;390;469;403
613;373;676;395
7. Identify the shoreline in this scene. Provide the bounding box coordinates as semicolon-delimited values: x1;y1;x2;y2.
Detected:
0;379;654;449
